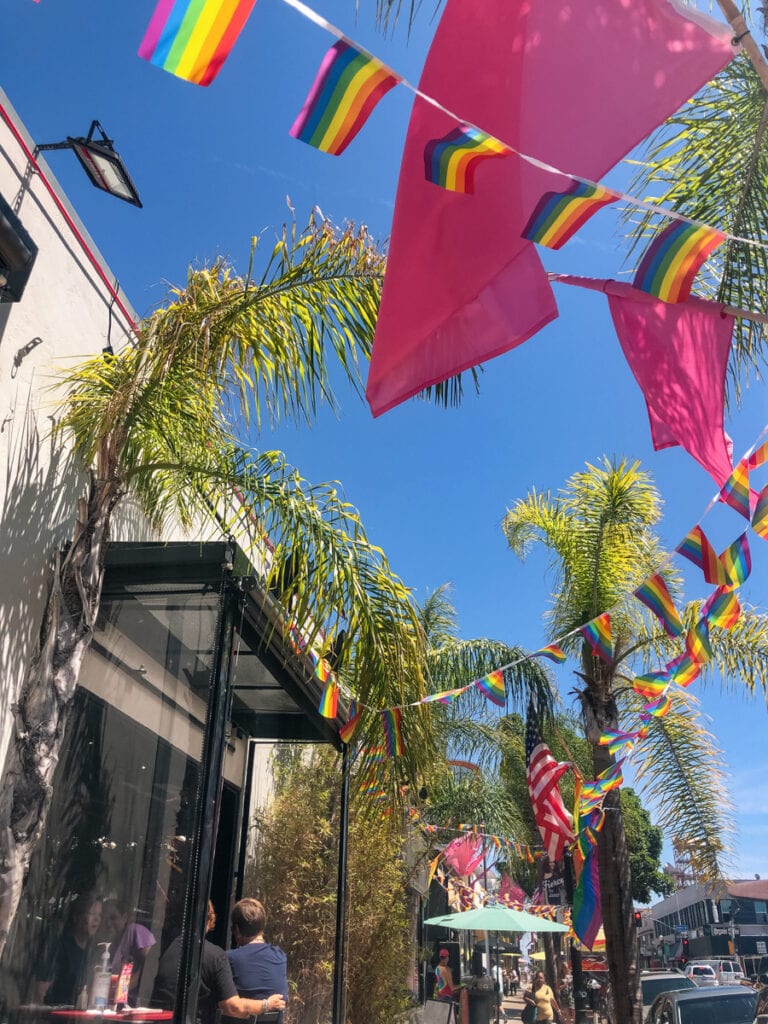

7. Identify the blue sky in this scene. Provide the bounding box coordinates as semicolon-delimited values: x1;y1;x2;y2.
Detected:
3;0;767;887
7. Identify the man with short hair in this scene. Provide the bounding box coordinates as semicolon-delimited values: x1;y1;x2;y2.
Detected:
227;899;288;1011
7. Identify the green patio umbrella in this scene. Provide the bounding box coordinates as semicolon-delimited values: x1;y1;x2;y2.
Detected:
423;904;567;933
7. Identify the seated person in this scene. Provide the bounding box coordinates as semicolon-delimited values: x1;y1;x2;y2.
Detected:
103;898;156;1005
152;902;285;1024
227;899;288;1008
37;894;103;1006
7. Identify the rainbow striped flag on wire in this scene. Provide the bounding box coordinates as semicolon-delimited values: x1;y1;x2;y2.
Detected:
290;41;400;155
138;0;258;86
579;613;613;664
424;125;508;194
752;484;768;539
633;573;683;638
633;220;725;304
381;708;404;757
702;585;741;630
720;459;752;520
720;532;751;587
476;669;506;707
522;179;618;250
533;644;567;664
676;525;727;586
318;676;339;718
339;700;362;744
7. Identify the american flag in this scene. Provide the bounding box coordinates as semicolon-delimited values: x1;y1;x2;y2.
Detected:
526;706;574;863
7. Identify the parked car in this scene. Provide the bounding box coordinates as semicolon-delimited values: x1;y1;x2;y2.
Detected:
641;972;697;1021
684;964;719;988
647;984;756;1023
754;985;768;1024
689;958;745;986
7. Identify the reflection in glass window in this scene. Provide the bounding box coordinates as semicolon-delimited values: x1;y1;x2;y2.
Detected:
0;586;220;1020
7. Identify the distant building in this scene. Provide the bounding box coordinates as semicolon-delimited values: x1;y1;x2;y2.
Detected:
650;879;768;964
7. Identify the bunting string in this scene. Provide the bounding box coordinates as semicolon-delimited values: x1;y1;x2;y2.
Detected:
301;425;768;774
275;0;768;265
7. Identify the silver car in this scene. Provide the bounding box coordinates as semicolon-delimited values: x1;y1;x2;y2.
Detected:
641;972;697;1022
647;984;756;1024
684;964;719;988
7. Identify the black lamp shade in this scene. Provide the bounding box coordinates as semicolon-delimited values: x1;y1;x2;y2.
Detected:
0;193;38;303
69;137;143;208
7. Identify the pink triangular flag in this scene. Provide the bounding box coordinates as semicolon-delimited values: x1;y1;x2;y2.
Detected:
366;0;735;416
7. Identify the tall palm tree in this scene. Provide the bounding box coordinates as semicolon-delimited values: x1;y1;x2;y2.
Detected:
0;214;440;957
502;458;768;1024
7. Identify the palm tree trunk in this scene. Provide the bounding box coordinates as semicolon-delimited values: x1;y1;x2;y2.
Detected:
580;661;642;1024
0;472;121;958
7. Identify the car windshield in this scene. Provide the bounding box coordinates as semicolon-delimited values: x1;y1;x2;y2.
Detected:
677;992;756;1024
642;977;696;1004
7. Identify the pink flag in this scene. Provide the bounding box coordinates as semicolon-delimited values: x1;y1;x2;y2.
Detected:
605;281;735;486
442;833;485;877
366;0;734;416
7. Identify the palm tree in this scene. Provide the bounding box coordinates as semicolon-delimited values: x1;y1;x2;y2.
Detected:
502;458;768;1024
0;214;441;957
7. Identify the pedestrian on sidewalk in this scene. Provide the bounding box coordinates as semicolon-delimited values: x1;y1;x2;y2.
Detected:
509;966;519;996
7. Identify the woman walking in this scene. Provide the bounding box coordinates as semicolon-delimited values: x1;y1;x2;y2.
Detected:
523;970;563;1024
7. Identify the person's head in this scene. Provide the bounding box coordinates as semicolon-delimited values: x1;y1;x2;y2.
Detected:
231;898;267;944
439;949;449;965
69;894;102;941
103;899;129;939
206;901;216;935
533;971;546;989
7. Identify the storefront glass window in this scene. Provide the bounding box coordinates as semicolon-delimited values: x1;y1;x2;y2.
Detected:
0;584;222;1021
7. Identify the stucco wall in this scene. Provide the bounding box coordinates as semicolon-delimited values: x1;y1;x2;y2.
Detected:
0;90;150;775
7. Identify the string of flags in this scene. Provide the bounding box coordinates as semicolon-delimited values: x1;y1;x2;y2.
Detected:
132;0;768;277
299;428;767;735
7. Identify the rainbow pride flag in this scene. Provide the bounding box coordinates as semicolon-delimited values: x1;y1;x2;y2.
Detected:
644;692;672;717
702;585;741;630
720;459;752;520
290;41;400;156
381;708;404;757
686;619;713;666
633;573;683;638
579;613;613;663
318;676;338;718
676;525;727;586
633;671;669;700
339;700;362;744
533;644;567;664
572;836;602;950
667;652;701;688
748;440;768;470
598;729;639;758
633;220;725;304
422;684;470;704
752;483;768;539
138;0;258;86
476;669;506;707
720;532;751;587
424;125;508;194
522;179;618;250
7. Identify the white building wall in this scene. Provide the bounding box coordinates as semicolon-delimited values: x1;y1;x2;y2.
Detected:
0;89;249;779
0;89;146;775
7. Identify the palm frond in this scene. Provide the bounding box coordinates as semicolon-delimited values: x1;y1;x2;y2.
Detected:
628;688;734;881
427;638;554;716
419;583;459;647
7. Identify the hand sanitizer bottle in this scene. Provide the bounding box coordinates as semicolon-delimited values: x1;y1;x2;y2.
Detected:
91;943;112;1010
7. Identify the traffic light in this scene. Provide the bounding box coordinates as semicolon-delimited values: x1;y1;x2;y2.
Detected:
633;911;643;928
681;937;690;965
